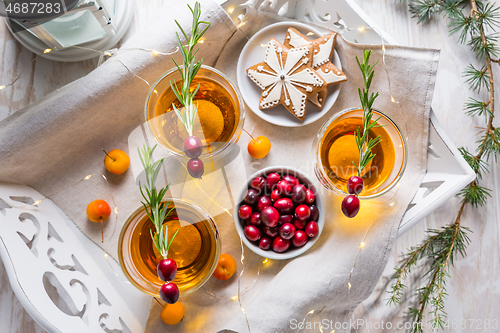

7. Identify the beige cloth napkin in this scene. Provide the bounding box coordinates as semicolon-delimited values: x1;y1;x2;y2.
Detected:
0;3;440;333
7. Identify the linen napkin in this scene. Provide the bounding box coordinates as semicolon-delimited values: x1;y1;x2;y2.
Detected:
0;3;440;333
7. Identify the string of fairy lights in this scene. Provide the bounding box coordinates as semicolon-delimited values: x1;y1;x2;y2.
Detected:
0;10;410;332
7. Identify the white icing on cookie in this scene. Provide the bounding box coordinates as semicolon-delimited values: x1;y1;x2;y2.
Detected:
287;29;310;48
313;36;334;68
289;68;323;87
309;92;321;107
249;40;322;117
316;68;346;84
247;70;277;89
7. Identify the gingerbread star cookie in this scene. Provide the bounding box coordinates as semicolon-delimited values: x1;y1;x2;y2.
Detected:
247;38;326;121
284;28;347;109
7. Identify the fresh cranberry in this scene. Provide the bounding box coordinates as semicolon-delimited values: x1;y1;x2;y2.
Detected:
283;175;299;187
305;221;319;238
244;189;259;206
279;223;296;240
257;195;272;211
292;230;308;247
160;282;179;304
309;205;319;221
270;189;281;201
305;189;315;204
244;225;261;242
273;198;294;214
261;206;280;227
266;173;280;191
272;236;290;253
347;176;364;195
251;176;266;193
183;136;203;158
187;158;204;179
280;214;293;224
157;259;177;282
259;237;271;250
276;180;292;196
238;205;252;220
262;225;278;238
293;219;306;230
295;205;311;221
250;212;261;226
341;195;360;218
291;184;306;205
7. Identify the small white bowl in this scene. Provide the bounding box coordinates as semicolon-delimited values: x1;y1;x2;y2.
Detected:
234;166;325;260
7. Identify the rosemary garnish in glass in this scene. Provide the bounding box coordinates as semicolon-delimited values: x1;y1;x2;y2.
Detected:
353;48;383;177
138;144;178;258
170;1;211;136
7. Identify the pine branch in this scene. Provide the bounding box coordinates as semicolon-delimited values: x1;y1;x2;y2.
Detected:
390;0;498;328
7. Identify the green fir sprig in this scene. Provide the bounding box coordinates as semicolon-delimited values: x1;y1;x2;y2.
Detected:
353;48;382;177
138;144;178;259
170;2;211;136
388;0;500;331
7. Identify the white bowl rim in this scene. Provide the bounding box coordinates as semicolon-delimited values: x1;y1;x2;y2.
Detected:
233;166;325;260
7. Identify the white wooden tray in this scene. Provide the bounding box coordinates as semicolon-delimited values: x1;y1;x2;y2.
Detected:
0;1;475;332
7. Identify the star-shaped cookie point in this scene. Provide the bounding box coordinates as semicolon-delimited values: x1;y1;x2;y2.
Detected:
284;28;347;109
246;38;326;121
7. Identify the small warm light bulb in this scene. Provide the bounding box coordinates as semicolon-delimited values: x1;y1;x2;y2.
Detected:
389;202;395;207
114;206;118;214
152;50;160;56
44;48;52;53
241;307;246;314
391;96;396;103
360;242;365;249
104;253;108;258
306;32;315;36
260;43;267;47
263;258;268;264
348;282;352;290
231;295;238;301
104;52;112;56
308;309;314;315
0;85;6;90
227;7;234;14
84;175;92;180
358;26;365;33
153;89;158;95
33;200;42;206
198;39;204;44
237;21;246;28
382;45;386;51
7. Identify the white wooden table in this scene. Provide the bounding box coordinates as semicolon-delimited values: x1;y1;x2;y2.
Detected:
0;1;499;332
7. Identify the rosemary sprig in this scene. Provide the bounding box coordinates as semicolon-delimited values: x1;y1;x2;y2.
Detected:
170;2;211;136
353;48;382;177
138;144;178;259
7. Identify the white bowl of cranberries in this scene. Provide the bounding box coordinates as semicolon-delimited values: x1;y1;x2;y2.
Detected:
234;166;325;260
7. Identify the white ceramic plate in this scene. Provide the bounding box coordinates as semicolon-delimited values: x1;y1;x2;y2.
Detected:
234;166;325;260
237;21;343;127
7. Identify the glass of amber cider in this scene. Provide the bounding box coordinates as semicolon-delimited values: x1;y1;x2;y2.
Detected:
145;65;245;159
118;199;221;296
314;108;407;199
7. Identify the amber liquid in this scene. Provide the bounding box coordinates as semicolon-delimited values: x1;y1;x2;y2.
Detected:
128;202;218;294
151;76;240;155
320;115;395;195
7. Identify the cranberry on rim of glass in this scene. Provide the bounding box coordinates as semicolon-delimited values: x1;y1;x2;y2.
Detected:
234;167;325;260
